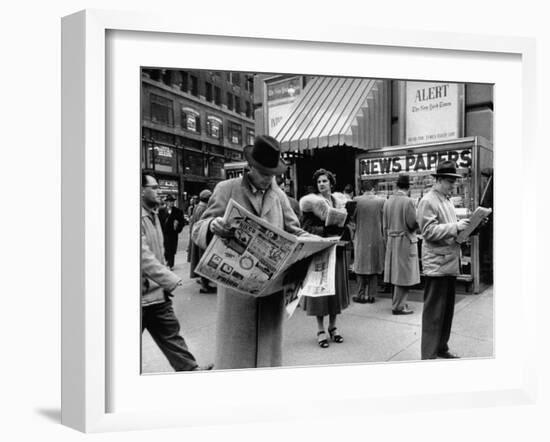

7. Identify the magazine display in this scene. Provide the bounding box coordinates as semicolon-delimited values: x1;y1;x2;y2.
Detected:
456;206;492;244
194;199;339;297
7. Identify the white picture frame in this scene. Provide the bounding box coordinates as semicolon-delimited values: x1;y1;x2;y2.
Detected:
61;9;537;433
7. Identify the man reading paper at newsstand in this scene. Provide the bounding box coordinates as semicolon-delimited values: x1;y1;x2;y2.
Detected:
192;136;308;369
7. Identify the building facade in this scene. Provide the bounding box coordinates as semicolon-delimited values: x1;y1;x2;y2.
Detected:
141;69;256;208
254;75;493;199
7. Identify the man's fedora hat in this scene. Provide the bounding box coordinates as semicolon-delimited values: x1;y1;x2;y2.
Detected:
164;194;176;201
396;173;410;189
243;135;288;175
432;160;462;178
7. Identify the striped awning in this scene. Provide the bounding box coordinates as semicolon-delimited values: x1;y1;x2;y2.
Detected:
274;77;389;152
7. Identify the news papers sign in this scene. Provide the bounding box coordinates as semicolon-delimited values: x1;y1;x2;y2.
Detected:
359;149;471;177
405;82;463;145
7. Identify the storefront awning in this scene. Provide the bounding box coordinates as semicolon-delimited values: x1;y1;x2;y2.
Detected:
274;77;390;152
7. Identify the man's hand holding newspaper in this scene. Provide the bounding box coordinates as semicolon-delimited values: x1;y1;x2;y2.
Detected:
195;200;339;302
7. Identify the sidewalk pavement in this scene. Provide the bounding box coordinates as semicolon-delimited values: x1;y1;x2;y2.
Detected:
142;230;494;373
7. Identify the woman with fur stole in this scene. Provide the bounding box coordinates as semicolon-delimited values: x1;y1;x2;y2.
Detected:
299;169;351;348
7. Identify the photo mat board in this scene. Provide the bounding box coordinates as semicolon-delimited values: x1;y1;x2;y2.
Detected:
62;9;536;432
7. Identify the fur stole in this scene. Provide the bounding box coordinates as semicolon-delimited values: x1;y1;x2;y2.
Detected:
299;192;347;221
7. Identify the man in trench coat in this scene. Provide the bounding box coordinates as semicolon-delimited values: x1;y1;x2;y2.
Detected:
383;174;420;315
352;180;386;304
192;135;307;369
417;161;470;359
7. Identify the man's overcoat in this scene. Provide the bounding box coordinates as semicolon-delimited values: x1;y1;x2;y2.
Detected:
352;194;386;275
383;191;420;286
192;174;305;369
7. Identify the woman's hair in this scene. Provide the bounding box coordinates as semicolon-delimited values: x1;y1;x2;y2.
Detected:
312;168;336;191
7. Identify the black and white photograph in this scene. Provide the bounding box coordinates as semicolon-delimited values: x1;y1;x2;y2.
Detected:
140;69;494;373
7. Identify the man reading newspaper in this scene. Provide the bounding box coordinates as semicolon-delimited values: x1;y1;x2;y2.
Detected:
192;136;311;369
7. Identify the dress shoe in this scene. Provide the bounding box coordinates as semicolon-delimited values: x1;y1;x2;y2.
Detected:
194;363;214;371
365;296;376;304
352;295;368;304
199;286;216;294
392;308;414;315
437;351;460;359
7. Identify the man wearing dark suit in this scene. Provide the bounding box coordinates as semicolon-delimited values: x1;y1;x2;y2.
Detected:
158;195;185;269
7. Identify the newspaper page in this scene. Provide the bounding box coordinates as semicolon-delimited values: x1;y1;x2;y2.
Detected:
456;206;492;244
194;199;337;297
285;245;337;318
325;207;347;227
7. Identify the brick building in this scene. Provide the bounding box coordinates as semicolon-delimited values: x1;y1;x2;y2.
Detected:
141;68;256;208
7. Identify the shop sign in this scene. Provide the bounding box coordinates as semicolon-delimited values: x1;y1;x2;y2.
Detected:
405;82;463;145
359;149;471;177
266;76;302;136
154;144;175;173
158;179;179;194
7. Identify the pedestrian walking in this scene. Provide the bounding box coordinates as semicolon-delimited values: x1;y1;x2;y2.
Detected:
189;189;215;293
141;173;212;371
192;135;307;369
158;194;185;269
299;168;350;348
417;161;470;359
352;180;385;304
383;174;420;315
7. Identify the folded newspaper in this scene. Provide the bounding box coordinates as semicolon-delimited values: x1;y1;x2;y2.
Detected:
456;206;492;244
194;199;339;298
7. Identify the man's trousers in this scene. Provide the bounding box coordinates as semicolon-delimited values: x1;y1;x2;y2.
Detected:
142;297;198;371
421;276;456;359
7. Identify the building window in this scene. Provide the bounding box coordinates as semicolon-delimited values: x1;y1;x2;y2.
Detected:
246;128;255;145
214;86;221;105
245;75;254;93
180;72;188;92
149;69;161;81
226;92;233;111
205;82;213;102
150;94;174;126
161;69;172;86
183;150;205;177
209;156;225;179
190;75;199;96
228;121;242;145
235;97;241;114
232;72;240;87
181;107;200;133
245;101;252;118
206;116;223;140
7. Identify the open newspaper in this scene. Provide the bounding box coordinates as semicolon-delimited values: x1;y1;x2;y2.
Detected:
456;206;492;244
284;244;337;318
194;199;339;298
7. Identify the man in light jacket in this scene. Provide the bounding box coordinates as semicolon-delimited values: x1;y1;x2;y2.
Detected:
141;173;212;371
192;135;307;369
417;161;470;360
383;173;419;315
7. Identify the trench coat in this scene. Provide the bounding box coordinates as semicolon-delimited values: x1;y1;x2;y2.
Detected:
192;174;306;369
383;191;420;286
417;188;461;276
352;193;386;275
